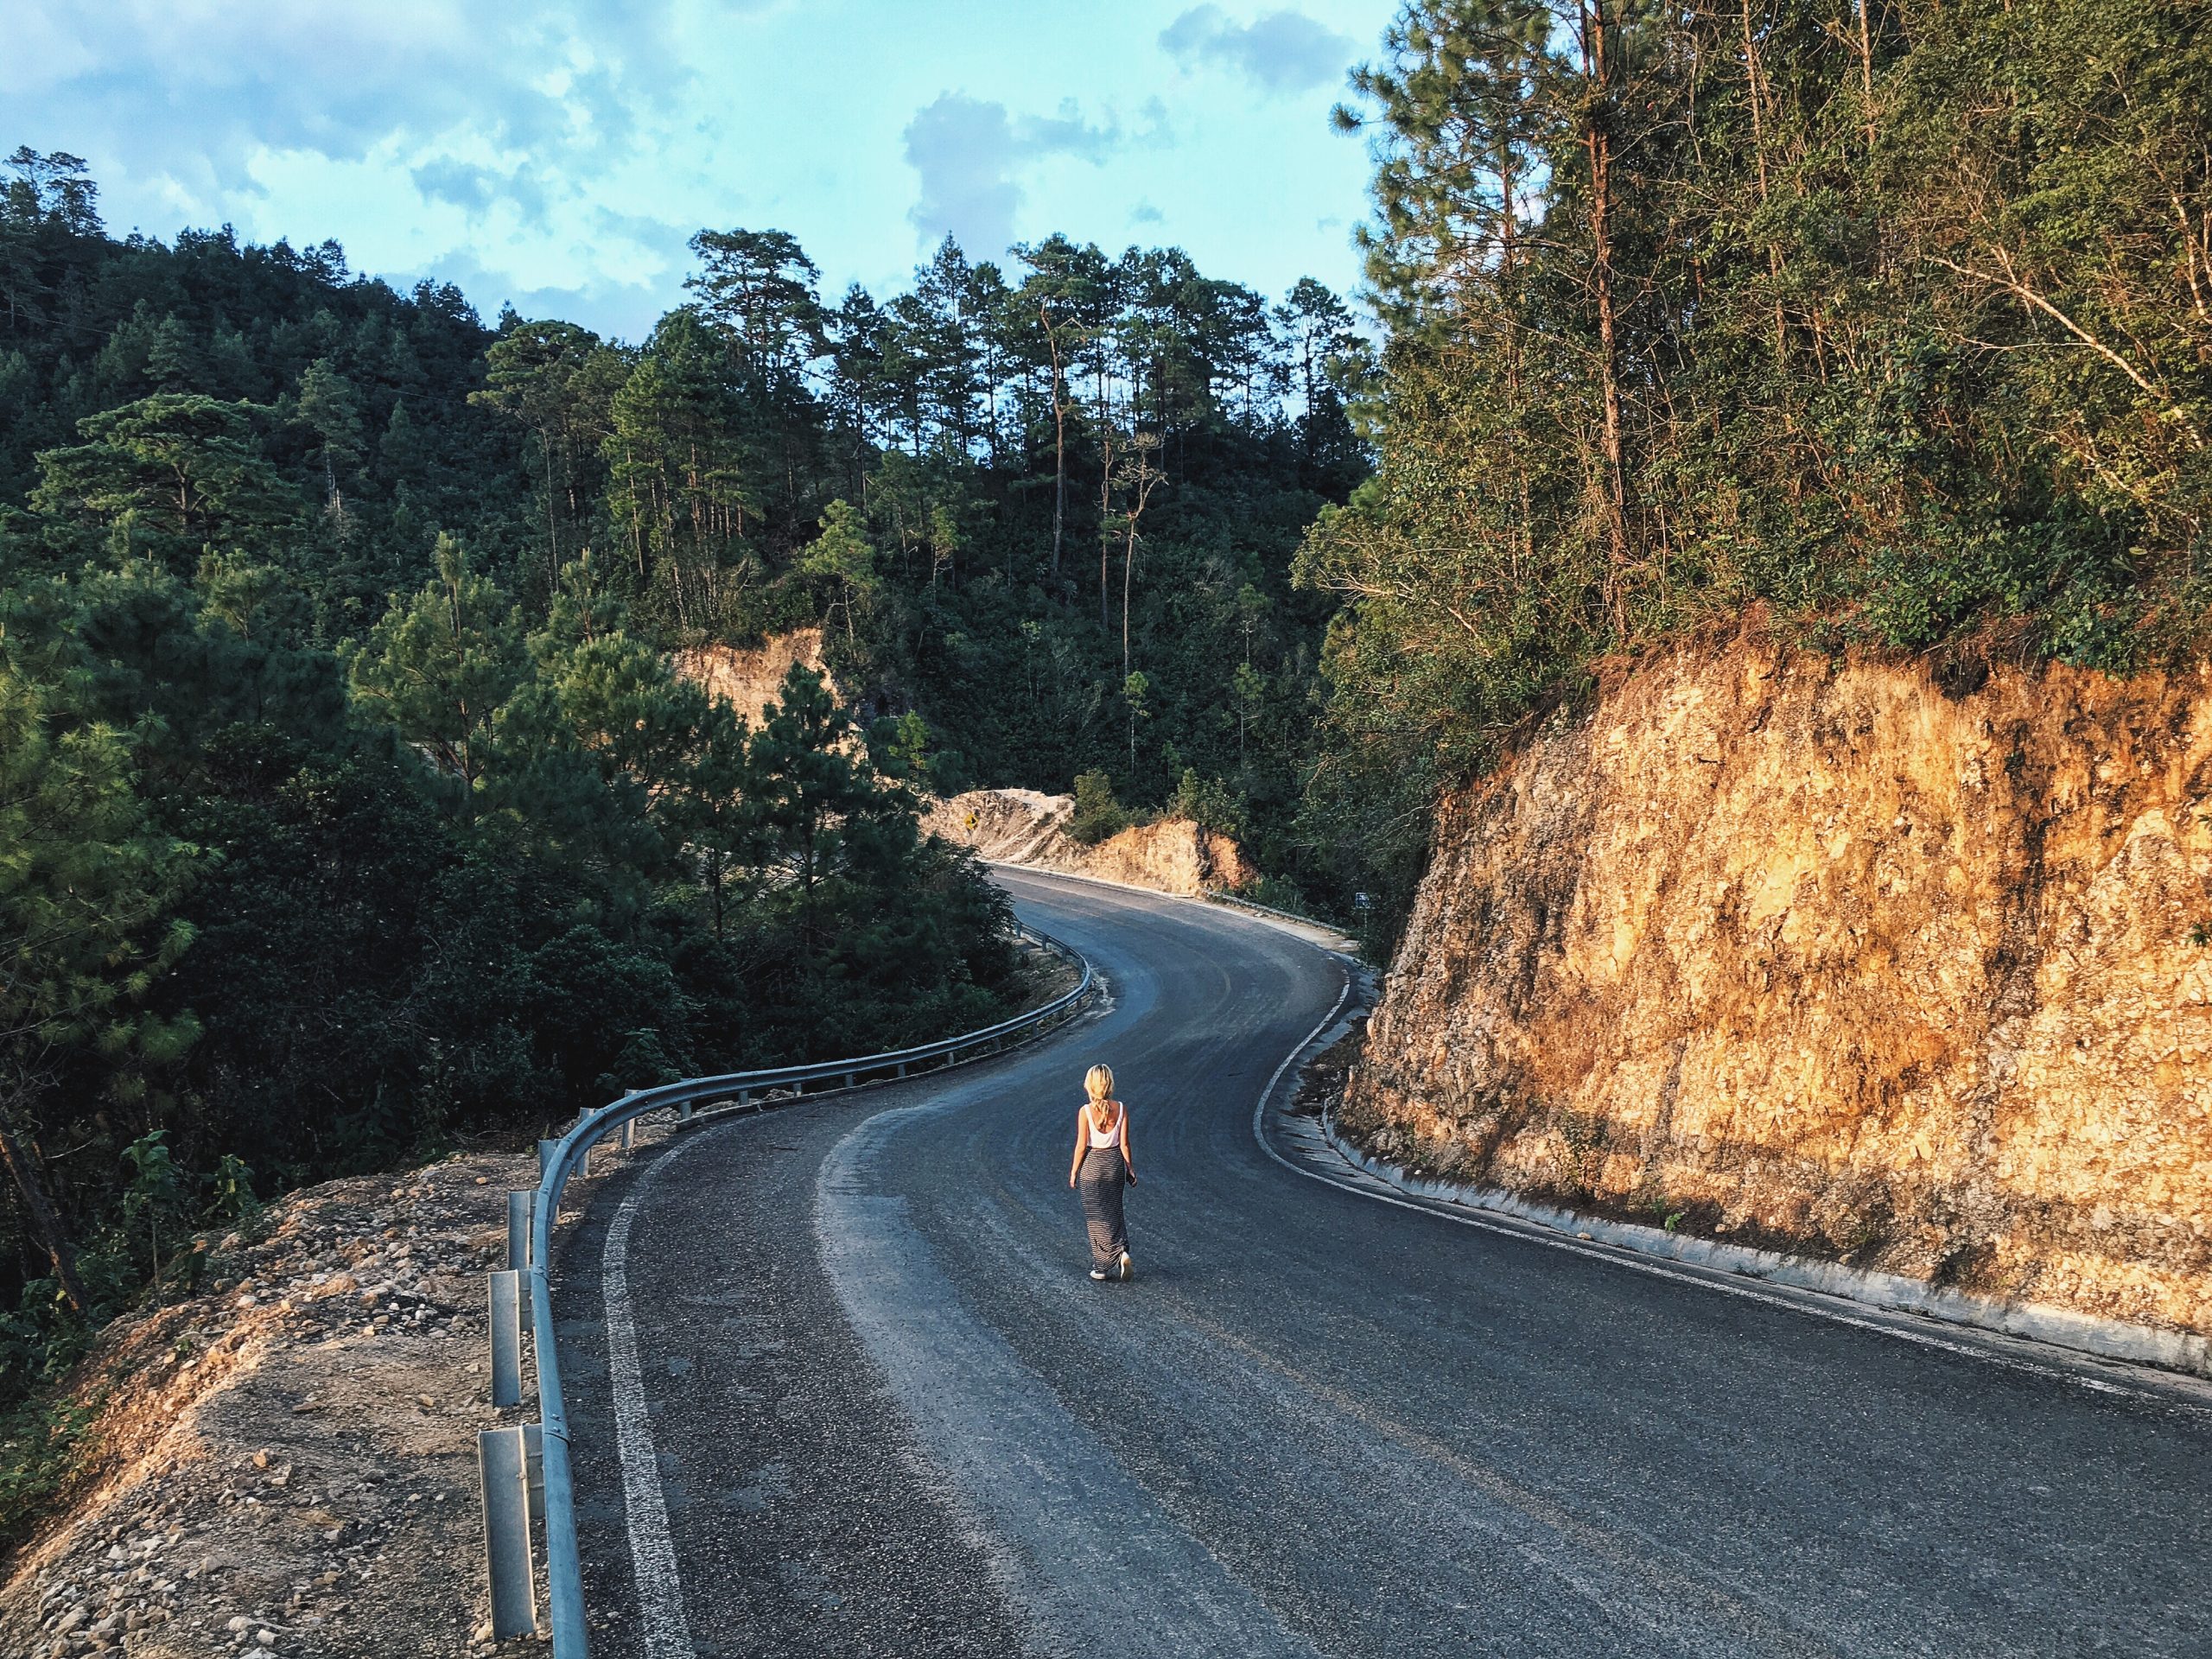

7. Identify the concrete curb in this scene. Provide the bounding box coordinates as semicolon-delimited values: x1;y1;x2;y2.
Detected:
1199;887;1363;957
1316;1109;2212;1382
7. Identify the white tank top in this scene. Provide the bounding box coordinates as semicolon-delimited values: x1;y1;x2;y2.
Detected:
1085;1102;1124;1147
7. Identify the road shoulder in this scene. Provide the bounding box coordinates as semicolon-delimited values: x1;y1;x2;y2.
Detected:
556;1090;1053;1658
1259;1065;2212;1412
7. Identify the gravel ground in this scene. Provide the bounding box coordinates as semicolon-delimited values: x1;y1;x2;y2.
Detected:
0;1126;680;1659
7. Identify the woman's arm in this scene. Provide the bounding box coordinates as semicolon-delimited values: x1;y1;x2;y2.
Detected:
1120;1110;1135;1183
1069;1112;1087;1188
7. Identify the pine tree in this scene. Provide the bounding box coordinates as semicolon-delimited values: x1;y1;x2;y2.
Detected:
346;534;524;792
0;654;197;1309
798;499;877;641
470;321;609;590
30;394;297;564
295;357;365;514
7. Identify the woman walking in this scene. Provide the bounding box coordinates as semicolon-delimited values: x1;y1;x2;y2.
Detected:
1067;1064;1135;1281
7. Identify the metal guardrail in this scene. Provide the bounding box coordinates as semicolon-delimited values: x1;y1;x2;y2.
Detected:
476;923;1094;1653
1201;886;1356;943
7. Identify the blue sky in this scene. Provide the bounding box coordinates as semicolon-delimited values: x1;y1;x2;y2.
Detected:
10;1;1399;340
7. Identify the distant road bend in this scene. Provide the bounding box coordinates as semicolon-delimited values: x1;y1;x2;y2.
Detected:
556;868;2212;1658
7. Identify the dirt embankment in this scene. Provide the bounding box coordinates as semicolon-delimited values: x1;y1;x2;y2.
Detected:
671;628;830;728
923;788;1255;896
1344;633;2212;1341
0;1126;678;1659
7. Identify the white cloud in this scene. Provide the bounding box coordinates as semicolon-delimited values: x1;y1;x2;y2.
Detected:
1159;5;1355;94
902;94;1121;259
3;0;1394;338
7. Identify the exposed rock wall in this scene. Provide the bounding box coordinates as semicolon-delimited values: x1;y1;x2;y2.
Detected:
923;788;1254;897
671;628;830;727
1344;636;2212;1340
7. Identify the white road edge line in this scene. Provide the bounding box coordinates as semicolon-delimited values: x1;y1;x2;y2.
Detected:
1014;861;2200;1407
1248;979;2206;1412
1248;970;1353;1153
602;1137;706;1659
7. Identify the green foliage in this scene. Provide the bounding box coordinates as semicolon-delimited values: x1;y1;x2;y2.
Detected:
0;1386;98;1549
29;393;297;568
346;534;526;790
1306;0;2212;943
0;635;200;1307
1066;771;1128;845
1170;769;1246;838
118;1130;189;1286
0;146;1376;1476
868;709;968;798
207;1154;259;1224
0;654;197;1075
798;499;877;641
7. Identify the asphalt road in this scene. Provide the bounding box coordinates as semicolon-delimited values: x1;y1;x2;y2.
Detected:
561;868;2212;1658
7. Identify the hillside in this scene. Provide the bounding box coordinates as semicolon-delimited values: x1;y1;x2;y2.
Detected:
671;628;833;728
1341;632;2212;1347
923;787;1255;896
0;1141;604;1659
7;0;2211;1588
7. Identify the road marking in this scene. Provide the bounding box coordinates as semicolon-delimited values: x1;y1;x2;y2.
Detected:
1246;969;1351;1151
1005;870;2206;1409
592;950;1106;1659
1250;1025;2212;1414
603;1136;707;1659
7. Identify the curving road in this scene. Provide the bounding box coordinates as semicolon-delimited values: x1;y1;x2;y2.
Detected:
557;868;2212;1658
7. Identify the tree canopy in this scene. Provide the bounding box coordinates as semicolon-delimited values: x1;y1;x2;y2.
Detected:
1300;0;2212;921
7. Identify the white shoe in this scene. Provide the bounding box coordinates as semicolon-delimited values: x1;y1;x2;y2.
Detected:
1117;1252;1134;1281
1089;1268;1108;1281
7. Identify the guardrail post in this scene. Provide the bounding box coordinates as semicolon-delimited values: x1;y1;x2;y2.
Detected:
537;1139;557;1179
895;1061;907;1078
479;1425;538;1639
620;1116;635;1151
677;1099;693;1124
523;1421;545;1528
506;1193;535;1332
488;1270;523;1408
506;1192;532;1272
843;1070;857;1089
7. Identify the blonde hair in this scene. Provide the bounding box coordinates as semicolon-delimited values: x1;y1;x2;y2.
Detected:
1084;1064;1115;1102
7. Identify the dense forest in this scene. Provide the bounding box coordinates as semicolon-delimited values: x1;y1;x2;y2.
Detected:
1308;0;2212;913
0;142;1370;1447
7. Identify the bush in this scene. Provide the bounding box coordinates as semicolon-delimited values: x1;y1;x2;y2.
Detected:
1170;769;1245;838
1066;772;1128;845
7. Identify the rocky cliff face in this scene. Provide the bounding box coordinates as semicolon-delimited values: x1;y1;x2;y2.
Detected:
923;788;1253;896
1344;635;2212;1341
671;628;831;727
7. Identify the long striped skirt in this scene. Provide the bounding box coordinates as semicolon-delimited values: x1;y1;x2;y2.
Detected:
1077;1146;1129;1272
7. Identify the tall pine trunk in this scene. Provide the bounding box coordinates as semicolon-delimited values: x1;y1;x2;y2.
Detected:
1042;304;1069;584
0;1109;88;1312
1097;426;1116;632
1584;0;1633;636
